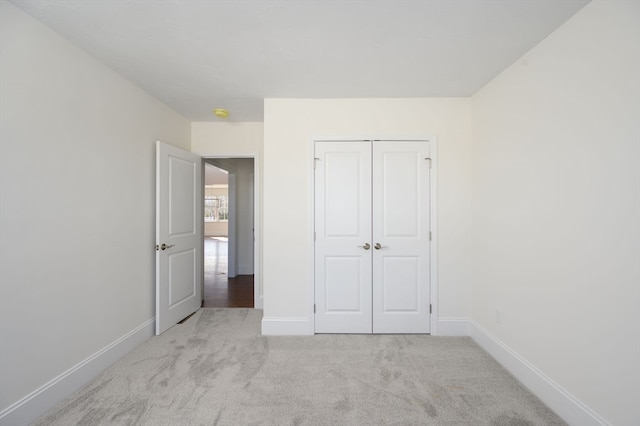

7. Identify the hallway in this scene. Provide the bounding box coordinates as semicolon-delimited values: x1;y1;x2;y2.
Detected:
203;237;254;308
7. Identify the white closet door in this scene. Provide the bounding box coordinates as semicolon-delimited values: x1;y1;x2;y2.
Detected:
314;142;372;333
372;141;430;333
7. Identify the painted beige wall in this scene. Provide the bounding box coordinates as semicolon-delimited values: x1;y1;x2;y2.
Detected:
263;98;472;322
0;2;190;414
192;122;264;155
204;221;228;236
470;1;640;424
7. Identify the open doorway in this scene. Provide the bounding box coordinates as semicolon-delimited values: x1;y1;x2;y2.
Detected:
202;159;255;308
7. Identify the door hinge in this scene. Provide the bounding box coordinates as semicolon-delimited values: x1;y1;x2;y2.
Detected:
425;157;432;168
314;231;316;241
430;304;432;314
429;232;432;241
314;304;316;313
314;157;320;169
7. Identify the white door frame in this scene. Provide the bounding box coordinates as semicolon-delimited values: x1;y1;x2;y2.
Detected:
203;153;262;309
309;136;438;334
228;172;237;278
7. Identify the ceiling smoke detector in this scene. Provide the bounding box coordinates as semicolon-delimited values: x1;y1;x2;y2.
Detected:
213;108;229;118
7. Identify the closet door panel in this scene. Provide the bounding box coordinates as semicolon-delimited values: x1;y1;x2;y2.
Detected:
372;141;430;334
314;141;372;334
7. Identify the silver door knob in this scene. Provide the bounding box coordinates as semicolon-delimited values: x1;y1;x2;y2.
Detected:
374;243;388;250
160;243;174;250
358;243;371;250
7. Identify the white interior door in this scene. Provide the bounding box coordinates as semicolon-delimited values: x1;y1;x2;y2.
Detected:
156;141;203;335
314;142;372;333
372;141;430;333
314;140;430;334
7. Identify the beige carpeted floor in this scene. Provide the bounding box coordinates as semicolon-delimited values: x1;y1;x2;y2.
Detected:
33;308;565;425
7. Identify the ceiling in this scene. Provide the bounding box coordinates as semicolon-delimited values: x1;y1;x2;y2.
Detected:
205;163;228;186
10;0;590;122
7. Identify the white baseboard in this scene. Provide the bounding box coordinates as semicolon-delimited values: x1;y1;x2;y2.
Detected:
469;320;609;426
434;317;471;336
0;318;155;426
261;317;313;335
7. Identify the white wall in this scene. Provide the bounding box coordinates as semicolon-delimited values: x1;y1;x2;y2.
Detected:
262;98;472;329
470;1;640;424
0;2;190;423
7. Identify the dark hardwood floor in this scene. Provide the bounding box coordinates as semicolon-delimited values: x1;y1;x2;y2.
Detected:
203;236;254;308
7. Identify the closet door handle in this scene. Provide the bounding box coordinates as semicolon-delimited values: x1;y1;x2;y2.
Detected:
374;243;388;250
358;243;371;250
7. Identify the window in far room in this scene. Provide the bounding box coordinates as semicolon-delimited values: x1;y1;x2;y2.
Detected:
204;186;228;222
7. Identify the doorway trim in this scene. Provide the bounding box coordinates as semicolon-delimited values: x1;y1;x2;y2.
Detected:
203;153;262;309
309;136;438;334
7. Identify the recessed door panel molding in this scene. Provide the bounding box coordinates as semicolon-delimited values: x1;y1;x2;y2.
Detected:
325;152;363;237
381;152;421;238
168;155;197;237
315;139;430;334
168;248;197;307
324;257;364;312
381;256;420;312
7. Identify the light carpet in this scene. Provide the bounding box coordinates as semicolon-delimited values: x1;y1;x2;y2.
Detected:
33;308;565;425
